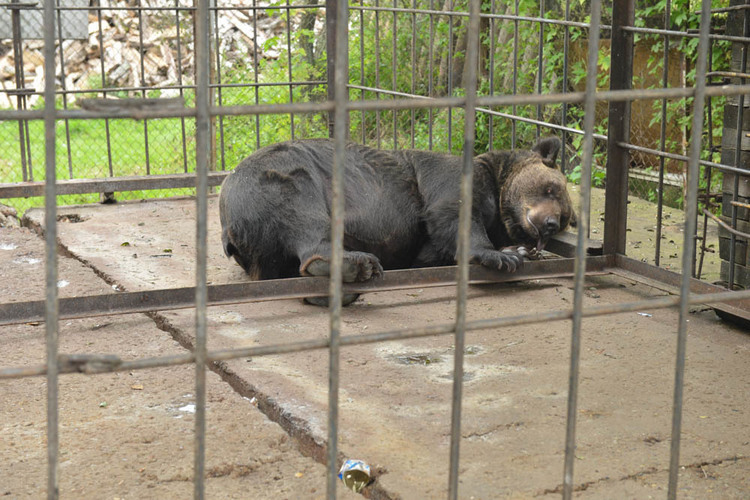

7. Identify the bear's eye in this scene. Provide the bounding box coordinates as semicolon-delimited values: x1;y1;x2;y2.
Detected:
544;186;554;196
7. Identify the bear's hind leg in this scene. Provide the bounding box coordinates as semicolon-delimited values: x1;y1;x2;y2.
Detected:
299;250;384;307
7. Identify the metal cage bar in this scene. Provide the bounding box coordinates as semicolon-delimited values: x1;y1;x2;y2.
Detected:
2;2;750;499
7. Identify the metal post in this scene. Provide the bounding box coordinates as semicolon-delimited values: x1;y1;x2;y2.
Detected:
667;3;711;498
655;0;672;267
604;0;635;256
42;0;59;496
193;0;210;496
326;0;338;138
448;1;480;498
562;1;602;498
326;0;349;496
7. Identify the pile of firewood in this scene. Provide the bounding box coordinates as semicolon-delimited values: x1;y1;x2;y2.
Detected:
0;0;322;108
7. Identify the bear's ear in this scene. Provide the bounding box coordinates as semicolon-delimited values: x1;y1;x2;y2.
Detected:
532;137;562;168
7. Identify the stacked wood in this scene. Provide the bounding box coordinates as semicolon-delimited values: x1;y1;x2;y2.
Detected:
0;0;324;108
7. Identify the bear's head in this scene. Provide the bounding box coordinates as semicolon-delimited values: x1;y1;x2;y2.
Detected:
499;137;574;252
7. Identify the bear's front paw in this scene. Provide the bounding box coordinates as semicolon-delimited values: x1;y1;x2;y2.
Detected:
470;248;525;272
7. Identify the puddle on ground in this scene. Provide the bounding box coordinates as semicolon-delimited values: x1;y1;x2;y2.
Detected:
57;213;87;223
12;256;41;265
392;353;443;366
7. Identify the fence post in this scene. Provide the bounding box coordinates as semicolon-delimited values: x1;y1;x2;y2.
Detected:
720;0;750;289
326;0;337;138
604;0;634;256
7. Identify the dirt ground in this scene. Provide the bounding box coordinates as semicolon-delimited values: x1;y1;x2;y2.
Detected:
0;193;747;499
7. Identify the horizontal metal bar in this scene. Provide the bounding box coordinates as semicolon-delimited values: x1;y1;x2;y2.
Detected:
4;266;750;380
476;107;608;141
0;81;328;99
623;25;750;44
617;141;750;177
546;231;603;257
614;255;750;324
0;258;608;327
0;1;37;8
703;208;750;239
353;4;611;31
0;172;227;199
25;3;322;12
2;85;750;123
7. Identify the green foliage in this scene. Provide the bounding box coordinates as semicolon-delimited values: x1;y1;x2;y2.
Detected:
0;0;733;217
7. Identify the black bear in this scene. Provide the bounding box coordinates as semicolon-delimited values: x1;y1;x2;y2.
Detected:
219;137;573;305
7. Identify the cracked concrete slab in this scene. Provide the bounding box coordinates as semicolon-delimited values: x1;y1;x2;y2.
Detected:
12;197;750;499
0;223;359;499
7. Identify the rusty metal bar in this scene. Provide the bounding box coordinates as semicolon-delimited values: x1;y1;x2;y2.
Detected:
704;208;750;239
614;255;750;324
4;85;750;124
655;0;672;267
668;1;711;497
193;0;211;495
0;172;227;199
562;1;602;497
617;141;750;177
0;259;607;327
604;0;634;257
4;284;748;381
42;0;59;496
448;1;481;498
327;0;348;495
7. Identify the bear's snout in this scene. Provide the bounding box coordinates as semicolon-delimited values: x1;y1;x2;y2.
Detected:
542;215;560;237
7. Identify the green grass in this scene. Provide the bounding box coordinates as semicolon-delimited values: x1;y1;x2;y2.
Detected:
0;110;202;213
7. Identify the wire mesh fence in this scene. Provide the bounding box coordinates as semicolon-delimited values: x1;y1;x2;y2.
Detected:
1;0;749;499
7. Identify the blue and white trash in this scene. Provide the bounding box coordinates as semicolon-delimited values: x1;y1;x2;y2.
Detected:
338;459;371;493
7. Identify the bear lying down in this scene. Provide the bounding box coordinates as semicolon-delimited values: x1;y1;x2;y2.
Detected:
219;137;574;305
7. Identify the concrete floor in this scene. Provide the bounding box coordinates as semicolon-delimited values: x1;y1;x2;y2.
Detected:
0;196;747;499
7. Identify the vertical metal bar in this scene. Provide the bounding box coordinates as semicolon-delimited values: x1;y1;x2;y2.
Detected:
410;0;416;149
360;2;366;144
137;0;151;175
428;0;434;149
96;3;114;177
488;0;495;148
511;0;518;148
448;1;480;498
213;0;226;171
375;0;381;148
729;7;749;289
562;1;601;498
698;45;714;280
252;0;261;148
327;0;338;139
604;0;634;256
327;0;348;496
194;0;210;496
175;0;189;172
561;0;570;174
446;0;453;151
55;0;73;179
655;0;672;267
667;1;711;498
536;0;544;139
286;0;296;140
43;0;59;496
392;0;398;147
10;0;30;182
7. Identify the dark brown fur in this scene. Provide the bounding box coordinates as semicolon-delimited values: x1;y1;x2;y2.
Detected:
220;137;573;303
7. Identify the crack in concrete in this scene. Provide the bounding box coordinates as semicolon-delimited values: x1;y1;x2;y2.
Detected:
536;455;748;496
22;216;399;500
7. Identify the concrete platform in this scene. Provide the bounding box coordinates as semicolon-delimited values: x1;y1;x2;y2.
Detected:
2;196;748;499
